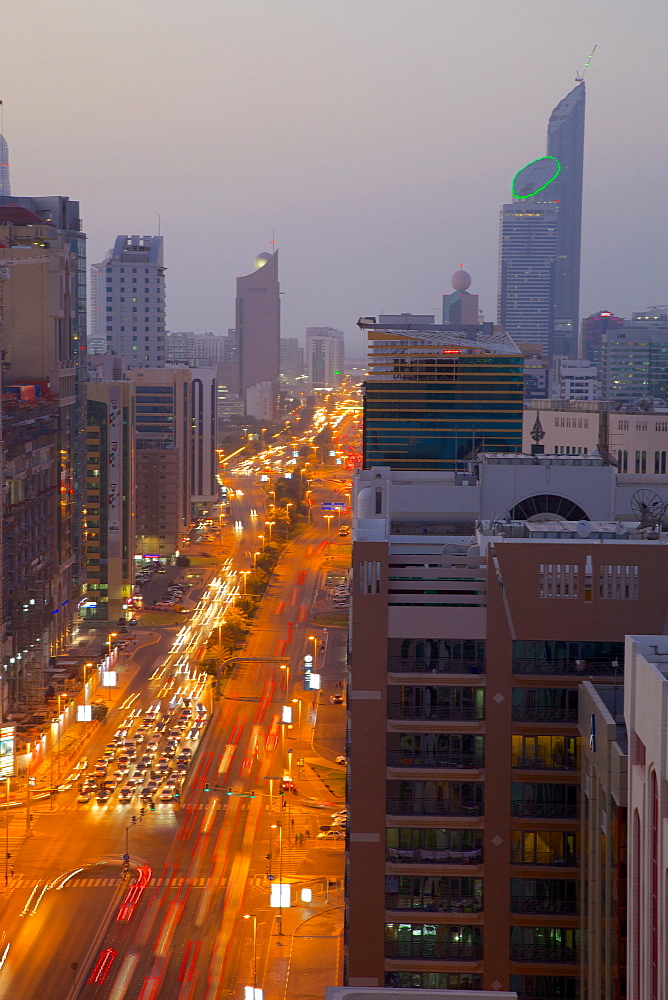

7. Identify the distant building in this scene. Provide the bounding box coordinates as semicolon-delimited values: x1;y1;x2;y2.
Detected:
91;235;166;366
443;269;480;326
246;381;275;421
519;343;550;400
306;327;344;388
0;133;9;197
551;358;597;400
600;319;668;404
359;317;523;471
280;337;305;386
84;379;136;620
580;309;624;365
236;250;280;417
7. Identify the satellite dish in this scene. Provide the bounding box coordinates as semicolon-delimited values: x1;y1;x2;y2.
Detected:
631;489;667;530
576;520;591;537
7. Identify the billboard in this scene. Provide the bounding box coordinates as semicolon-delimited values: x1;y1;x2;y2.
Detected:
0;726;15;779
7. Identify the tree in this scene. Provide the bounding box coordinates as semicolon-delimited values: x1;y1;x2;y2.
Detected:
175;555;190;567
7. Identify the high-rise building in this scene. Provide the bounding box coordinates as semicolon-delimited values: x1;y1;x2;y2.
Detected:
236;250;280;416
0;134;10;198
91;235;166;366
306;327;345;388
498;82;585;361
497;203;559;356
359;317;523;471
580;309;625;365
443;270;480;326
83;379;136;621
551;358;597;401
279;337;305;387
600;320;668;404
347;468;668;996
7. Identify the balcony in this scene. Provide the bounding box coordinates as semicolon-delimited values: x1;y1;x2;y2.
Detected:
387;847;483;865
387;751;484;770
511;802;578;820
511;896;578;915
512;658;621;677
512;753;577;772
387;798;483;818
510;944;578;964
389;656;485;675
510;850;578;868
388;702;484;722
385;942;483;962
385;893;483;913
512;707;578;724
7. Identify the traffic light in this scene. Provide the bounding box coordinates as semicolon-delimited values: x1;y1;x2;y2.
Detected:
204;783;210;792
150;802;155;811
226;786;232;796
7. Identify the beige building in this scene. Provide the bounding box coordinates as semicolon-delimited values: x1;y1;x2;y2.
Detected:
524;400;668;474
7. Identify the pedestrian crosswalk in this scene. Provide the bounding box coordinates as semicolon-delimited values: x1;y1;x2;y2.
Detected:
6;874;214;890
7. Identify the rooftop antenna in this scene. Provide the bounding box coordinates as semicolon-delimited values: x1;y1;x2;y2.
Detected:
575;44;597;83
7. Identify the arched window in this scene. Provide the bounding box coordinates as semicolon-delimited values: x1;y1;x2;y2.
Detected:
509;494;589;521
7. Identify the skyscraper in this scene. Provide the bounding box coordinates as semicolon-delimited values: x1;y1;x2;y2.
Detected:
236;250;280;416
306;327;345;388
0;134;10;197
91;235;166;366
498;81;586;361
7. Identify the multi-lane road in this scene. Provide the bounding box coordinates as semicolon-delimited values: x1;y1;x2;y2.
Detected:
0;474;349;1000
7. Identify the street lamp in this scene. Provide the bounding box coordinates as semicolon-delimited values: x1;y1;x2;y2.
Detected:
243;914;258;993
307;635;318;666
258;534;265;552
291;698;302;742
324;514;333;535
240;570;250;595
265;521;274;542
4;777;9;885
279;662;289;694
253;550;261;568
271;822;284;934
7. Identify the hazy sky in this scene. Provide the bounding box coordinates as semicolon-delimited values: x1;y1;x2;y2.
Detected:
2;0;666;353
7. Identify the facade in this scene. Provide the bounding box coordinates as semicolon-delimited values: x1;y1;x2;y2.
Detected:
359;318;523;472
128;366;217;552
0;134;9;197
578;681;627;1000
523;399;668;474
443;271;480;326
236;250;280;416
84;380;135;620
600;322;668;405
0;211;79;662
91;235;166;366
135;449;180;558
497;204;558;356
624;635;668;1000
347;478;668;998
306;327;345;388
2;384;59;709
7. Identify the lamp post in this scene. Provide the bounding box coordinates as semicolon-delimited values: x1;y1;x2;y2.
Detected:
324;514;333;535
307;635;318;667
243;914;258;993
291;698;302;742
271;821;284;934
265;520;274;543
279;662;289;694
240;570;250;595
4;777;9;885
253;551;261;569
258;534;265;552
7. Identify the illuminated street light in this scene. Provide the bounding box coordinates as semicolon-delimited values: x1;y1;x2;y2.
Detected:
279;662;290;693
240;570;250;595
265;520;274;542
324;514;333;535
253;550;261;568
243;914;259;994
307;635;318;665
258;534;265;551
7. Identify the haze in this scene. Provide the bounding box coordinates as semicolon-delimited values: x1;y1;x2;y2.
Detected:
2;0;666;353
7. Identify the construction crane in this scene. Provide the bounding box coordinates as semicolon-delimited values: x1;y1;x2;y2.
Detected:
575;45;597;83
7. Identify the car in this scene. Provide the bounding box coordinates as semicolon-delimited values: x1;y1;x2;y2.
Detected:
96;791;110;804
330;694;344;704
179;747;192;758
73;758;88;772
129;618;139;626
332;816;348;828
338;526;350;536
118;788;134;803
335;756;347;765
317;829;345;840
140;787;154;800
77;792;92;804
188;727;202;740
113;769;127;782
160;788;174;802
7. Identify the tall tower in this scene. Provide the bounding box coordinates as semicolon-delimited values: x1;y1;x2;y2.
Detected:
498;81;586;361
236;250;280;417
0;134;10;197
547;82;586;357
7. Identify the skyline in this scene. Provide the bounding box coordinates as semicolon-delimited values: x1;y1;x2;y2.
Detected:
1;0;666;351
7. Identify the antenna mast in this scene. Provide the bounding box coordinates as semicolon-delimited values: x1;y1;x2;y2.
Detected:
575;44;597;83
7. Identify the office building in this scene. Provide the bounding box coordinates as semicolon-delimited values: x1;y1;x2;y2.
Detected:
497;203;559;356
306;327;345;388
600;321;668;405
359;317;523;472
0;209;79;661
236;250;280;416
523;398;668;473
347;470;668;997
550;359;597;401
498;82;586;361
579;681;627;1000
83;379;136;621
280;337;306;386
91;235;166;366
2;384;59;709
580;310;624;365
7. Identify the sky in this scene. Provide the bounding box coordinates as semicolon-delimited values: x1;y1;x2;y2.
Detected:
1;0;667;355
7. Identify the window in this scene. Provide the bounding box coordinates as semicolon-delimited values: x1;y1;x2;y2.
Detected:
539;563;578;598
358;560;381;594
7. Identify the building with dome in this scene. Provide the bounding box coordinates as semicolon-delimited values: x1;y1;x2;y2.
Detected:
443;269;479;326
236;249;280;417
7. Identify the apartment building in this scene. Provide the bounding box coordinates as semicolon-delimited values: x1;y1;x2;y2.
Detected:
347;468;668;999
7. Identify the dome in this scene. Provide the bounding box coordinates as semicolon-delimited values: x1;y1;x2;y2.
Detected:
451;269;472;292
254;251;272;270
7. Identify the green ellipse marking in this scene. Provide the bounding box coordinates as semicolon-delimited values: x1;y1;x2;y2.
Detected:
511;155;561;200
